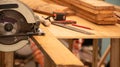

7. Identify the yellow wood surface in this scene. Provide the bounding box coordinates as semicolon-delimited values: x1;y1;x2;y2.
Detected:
110;39;120;67
20;0;120;39
32;25;84;67
36;13;120;39
51;0;117;24
18;0;120;67
19;0;74;15
77;0;114;10
0;52;5;67
4;52;14;67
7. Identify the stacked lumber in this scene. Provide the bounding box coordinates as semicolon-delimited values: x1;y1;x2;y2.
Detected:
19;0;74;15
114;11;120;24
51;0;117;25
114;5;120;12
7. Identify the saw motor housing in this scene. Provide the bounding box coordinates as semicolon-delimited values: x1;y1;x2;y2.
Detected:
0;0;41;52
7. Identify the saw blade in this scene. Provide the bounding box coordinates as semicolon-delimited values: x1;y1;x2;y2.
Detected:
0;21;18;35
0;40;28;52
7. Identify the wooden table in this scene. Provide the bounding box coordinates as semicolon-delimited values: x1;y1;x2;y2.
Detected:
34;13;120;67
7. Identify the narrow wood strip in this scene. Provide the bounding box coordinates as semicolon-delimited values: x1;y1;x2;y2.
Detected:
110;38;120;67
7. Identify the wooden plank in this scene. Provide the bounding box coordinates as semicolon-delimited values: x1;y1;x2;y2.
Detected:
19;0;74;15
51;0;70;7
76;13;116;25
4;52;14;67
0;52;5;67
75;9;115;21
110;38;120;67
41;14;120;38
64;0;114;13
115;11;120;24
69;0;117;24
92;39;99;67
115;5;120;12
32;25;84;67
79;0;114;10
50;0;117;25
0;52;14;67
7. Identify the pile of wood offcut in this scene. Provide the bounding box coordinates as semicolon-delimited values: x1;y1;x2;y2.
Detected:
51;0;117;25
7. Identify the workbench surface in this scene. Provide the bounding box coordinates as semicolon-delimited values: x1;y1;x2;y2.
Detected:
35;14;120;67
35;13;120;67
30;0;120;66
31;0;120;67
33;24;84;67
20;0;120;39
43;15;120;39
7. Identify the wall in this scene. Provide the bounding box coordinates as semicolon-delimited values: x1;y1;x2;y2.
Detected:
100;39;110;63
106;0;120;6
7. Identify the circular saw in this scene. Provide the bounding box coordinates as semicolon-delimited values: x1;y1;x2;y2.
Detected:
0;0;43;52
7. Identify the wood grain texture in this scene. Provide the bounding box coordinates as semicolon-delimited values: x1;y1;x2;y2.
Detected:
110;39;120;67
92;39;99;67
115;11;120;24
19;0;74;15
50;0;117;24
35;13;120;67
37;14;120;39
0;52;5;67
115;6;120;12
4;52;14;67
32;25;84;67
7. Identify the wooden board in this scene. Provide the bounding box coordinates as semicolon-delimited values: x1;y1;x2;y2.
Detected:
0;52;14;67
115;5;120;12
32;18;84;67
38;14;120;39
0;52;5;67
110;39;120;67
19;0;74;15
4;52;14;67
77;13;116;24
50;0;117;24
117;17;120;23
54;0;114;14
92;39;99;67
115;11;120;24
73;0;115;10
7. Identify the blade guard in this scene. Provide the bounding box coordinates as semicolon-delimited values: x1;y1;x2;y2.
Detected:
0;0;42;52
0;0;37;24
